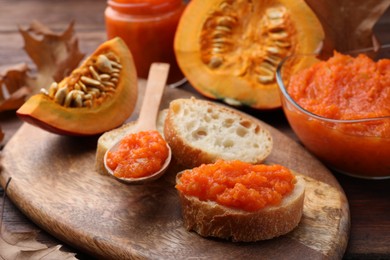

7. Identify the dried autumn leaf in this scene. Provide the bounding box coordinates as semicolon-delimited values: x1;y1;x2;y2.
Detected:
0;178;77;259
0;21;84;112
0;64;33;112
305;0;390;55
19;20;85;94
0;224;78;260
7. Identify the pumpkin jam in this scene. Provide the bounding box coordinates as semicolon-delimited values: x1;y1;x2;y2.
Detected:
288;52;390;133
176;160;295;212
285;52;390;177
105;0;185;84
106;130;169;178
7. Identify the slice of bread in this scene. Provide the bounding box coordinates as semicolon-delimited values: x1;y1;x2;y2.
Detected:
176;173;305;242
164;98;273;168
95;109;167;175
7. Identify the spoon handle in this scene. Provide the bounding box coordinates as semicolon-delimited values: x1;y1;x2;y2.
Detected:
137;63;170;131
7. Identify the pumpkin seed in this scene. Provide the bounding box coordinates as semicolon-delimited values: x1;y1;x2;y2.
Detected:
99;74;111;81
211;47;225;54
215;25;231;33
96;54;113;73
64;92;73;107
40;88;49;95
268;31;288;40
257;65;274;76
64;90;84;107
267;18;285;29
265;57;281;67
211;43;227;51
266;46;281;54
111;68;120;74
219;1;230;11
103;81;116;88
48;82;58;98
54;87;68;105
211;30;229;39
105;52;120;63
78;80;88;93
258;74;274;84
257;62;276;84
111;72;120;78
110;60;122;69
266;7;285;19
209;56;223;68
275;40;291;48
81;76;101;87
83;93;92;100
259;61;275;71
212;37;231;44
216;16;236;28
74;94;83;107
105;87;116;93
89;66;101;81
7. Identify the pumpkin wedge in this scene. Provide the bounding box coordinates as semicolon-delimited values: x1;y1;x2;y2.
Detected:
17;37;138;136
174;0;324;109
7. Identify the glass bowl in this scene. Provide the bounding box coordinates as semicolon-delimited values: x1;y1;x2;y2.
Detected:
275;45;390;179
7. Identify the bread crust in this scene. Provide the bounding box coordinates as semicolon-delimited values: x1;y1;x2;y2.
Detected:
164;123;212;168
164;98;273;169
177;174;305;242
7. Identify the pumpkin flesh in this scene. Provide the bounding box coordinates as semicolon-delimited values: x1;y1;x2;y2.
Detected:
174;0;324;109
17;37;138;136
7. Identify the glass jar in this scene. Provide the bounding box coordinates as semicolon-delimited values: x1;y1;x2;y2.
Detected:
105;0;186;85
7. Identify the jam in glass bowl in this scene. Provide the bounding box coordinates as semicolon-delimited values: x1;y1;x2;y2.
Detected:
275;45;390;179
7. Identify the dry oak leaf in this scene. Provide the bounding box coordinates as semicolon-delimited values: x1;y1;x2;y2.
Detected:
0;179;77;259
305;0;390;55
18;20;85;96
0;63;32;112
0;224;77;260
0;20;84;112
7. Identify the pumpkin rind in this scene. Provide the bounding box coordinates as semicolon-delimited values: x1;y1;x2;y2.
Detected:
174;0;324;109
16;37;138;136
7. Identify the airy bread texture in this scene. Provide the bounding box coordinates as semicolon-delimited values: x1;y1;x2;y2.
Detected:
164;98;273;168
177;174;305;242
95;110;167;175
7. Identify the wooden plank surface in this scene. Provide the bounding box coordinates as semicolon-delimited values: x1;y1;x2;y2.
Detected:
0;0;389;259
1;83;349;259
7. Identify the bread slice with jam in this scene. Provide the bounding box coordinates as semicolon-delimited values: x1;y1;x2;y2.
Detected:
176;161;305;242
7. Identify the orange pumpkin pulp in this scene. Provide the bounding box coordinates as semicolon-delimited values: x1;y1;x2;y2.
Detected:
106;130;169;178
176;160;296;212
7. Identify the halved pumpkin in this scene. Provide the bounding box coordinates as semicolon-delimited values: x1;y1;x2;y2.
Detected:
17;37;138;136
174;0;324;109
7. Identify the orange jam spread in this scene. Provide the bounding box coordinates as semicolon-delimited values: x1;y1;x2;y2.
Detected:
176;160;295;212
288;51;390;137
285;52;390;177
106;130;169;178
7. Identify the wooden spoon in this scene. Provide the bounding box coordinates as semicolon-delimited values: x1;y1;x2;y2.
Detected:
104;63;171;184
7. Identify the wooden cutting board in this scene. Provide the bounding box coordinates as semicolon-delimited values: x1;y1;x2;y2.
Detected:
0;82;349;259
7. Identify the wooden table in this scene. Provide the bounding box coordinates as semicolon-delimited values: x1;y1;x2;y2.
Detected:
0;0;389;259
